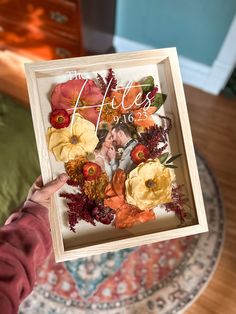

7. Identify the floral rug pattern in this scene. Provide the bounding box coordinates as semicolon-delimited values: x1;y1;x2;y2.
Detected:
19;154;224;313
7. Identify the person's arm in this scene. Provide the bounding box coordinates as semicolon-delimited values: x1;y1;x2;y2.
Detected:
0;174;68;314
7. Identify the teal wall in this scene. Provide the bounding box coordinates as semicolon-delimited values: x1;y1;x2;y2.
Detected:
115;0;236;66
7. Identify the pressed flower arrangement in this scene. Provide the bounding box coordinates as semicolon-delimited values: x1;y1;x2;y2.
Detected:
25;48;208;261
46;68;188;232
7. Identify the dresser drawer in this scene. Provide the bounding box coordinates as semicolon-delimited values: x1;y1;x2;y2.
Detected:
0;16;83;59
22;0;80;39
0;0;20;12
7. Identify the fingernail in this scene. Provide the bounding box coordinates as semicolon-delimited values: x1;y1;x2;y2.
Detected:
59;173;69;181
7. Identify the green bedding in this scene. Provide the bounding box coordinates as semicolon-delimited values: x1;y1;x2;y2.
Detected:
0;93;40;225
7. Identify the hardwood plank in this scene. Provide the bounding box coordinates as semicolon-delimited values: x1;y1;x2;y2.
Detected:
184;84;236;314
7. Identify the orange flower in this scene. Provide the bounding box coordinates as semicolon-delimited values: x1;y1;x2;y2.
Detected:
100;97;122;124
115;203;155;229
111;82;143;114
84;172;109;200
65;156;88;185
133;107;157;128
104;169;155;228
111;82;157;128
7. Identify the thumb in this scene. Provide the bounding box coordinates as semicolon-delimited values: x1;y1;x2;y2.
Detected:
40;173;68;198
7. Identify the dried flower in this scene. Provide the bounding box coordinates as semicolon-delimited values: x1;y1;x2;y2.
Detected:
133;107;157;128
51;78;103;108
66;179;80;186
141;86;158;105
137;115;172;158
149;86;159;101
60;193;96;232
140;76;155;93
111;81;143;114
125;158;172;210
84;172;109;200
47;114;98;162
164;184;187;222
49;109;70;129
100;97;122;124
60;192;114;232
104;169;156;228
51;78;103;125
115;204;155;229
92;204;115;225
65;155;88;185
97;73;106;95
97;68;117;96
105;68;117;96
83;162;102;181
131;144;150;164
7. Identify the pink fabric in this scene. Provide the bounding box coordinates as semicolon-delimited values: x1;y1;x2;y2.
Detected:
0;200;52;314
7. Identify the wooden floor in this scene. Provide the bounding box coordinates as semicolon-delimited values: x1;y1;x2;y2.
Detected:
184;85;236;314
0;51;236;313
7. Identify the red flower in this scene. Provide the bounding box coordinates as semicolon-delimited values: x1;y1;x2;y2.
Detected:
131;144;150;164
49;109;70;129
51;78;103;125
83;162;102;181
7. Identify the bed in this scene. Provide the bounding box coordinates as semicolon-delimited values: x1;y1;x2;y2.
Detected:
0;92;40;225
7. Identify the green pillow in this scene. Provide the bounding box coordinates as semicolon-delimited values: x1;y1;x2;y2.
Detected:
0;93;40;225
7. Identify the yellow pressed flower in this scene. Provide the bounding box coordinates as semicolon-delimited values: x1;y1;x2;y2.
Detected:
47;114;99;162
125;159;172;210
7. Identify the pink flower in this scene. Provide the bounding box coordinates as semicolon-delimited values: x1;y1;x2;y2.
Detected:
51;79;103;125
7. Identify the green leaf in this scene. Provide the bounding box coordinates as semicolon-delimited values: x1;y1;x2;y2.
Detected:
165;164;178;169
140;76;154;93
151;93;167;110
158;152;169;164
166;154;182;164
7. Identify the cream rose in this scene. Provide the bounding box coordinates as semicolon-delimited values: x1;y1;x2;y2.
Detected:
125;159;172;210
47;114;98;162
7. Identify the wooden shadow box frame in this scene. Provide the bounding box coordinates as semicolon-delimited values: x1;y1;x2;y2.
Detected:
25;48;208;262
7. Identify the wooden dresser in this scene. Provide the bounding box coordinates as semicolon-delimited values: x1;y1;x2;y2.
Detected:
0;0;84;59
0;0;116;103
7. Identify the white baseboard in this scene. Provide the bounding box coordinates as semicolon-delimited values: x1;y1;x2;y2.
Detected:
178;56;210;91
203;15;236;95
114;17;236;96
113;35;211;92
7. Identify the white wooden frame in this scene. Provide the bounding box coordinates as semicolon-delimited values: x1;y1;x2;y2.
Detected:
25;48;208;262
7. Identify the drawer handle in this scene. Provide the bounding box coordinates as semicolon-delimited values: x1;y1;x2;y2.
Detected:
50;11;68;24
55;47;71;58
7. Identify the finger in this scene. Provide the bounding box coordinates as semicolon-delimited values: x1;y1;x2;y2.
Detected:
27;175;43;200
34;175;43;188
40;173;68;198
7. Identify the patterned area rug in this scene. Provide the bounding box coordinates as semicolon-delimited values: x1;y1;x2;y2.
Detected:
19;154;224;314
